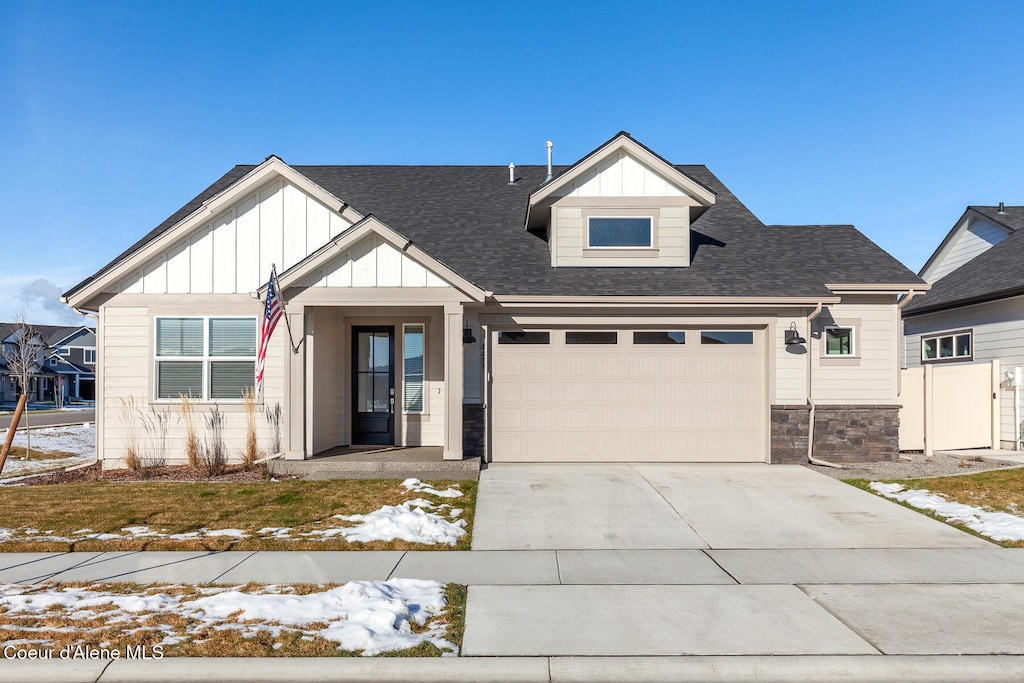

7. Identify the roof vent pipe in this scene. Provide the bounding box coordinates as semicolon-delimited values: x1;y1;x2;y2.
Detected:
508;162;516;186
545;140;553;182
998;201;1007;215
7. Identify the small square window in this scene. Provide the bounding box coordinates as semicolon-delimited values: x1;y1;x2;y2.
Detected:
923;338;937;360
825;327;855;356
566;331;617;345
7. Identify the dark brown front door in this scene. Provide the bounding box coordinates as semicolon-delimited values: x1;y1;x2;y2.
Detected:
352;327;395;445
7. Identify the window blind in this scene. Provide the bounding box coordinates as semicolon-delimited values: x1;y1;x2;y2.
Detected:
157;361;203;399
209;318;257;356
403;325;424;412
156;318;203;356
210;361;255;399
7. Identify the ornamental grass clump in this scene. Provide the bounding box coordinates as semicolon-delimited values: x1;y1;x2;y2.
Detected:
179;393;200;469
241;388;262;470
118;396;141;471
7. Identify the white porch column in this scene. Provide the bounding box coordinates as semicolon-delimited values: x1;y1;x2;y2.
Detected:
284;306;306;460
443;302;464;461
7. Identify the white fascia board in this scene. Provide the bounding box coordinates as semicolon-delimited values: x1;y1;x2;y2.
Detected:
525;135;716;229
65;158;362;308
274;215;489;302
488;295;842;307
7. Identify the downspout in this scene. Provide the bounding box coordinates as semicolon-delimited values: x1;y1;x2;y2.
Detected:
805;302;844;468
1015;367;1022;451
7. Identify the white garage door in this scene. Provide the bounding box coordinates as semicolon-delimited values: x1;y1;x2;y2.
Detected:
490;328;766;462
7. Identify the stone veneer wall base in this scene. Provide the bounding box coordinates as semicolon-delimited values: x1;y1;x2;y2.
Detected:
770;404;900;464
462;403;485;458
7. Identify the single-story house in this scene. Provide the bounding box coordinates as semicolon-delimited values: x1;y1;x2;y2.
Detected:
902;203;1024;448
63;132;924;467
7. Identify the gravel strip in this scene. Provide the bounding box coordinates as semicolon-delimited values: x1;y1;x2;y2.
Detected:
805;452;1024;481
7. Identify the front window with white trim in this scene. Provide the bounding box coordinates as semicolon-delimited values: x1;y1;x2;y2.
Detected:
84;349;96;363
922;330;972;362
586;217;653;248
403;324;425;413
155;317;257;400
824;326;855;356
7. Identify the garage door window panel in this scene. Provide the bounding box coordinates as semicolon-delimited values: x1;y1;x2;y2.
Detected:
565;331;618;344
700;331;754;345
634;331;686;344
498;331;550;345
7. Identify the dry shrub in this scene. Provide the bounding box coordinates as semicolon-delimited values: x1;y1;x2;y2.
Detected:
118;396;141;471
179;393;200;469
199;406;226;477
241;388;263;470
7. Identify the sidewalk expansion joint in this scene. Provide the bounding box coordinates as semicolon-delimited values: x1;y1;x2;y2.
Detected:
209;551;259;584
795;583;884;655
386;551;407;580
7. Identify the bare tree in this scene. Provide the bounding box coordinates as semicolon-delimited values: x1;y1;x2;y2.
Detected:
0;312;42;473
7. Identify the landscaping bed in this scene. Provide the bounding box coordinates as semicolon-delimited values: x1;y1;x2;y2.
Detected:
0;478;476;551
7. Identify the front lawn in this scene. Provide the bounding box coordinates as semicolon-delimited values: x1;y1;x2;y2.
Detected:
0;478;476;551
0;580;466;657
849;468;1024;547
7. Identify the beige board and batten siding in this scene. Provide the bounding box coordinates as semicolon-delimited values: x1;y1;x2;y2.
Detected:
110;179;354;295
98;296;284;467
489;326;767;462
547;151;699;268
904;295;1024;446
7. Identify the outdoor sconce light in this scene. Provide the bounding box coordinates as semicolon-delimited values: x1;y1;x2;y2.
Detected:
785;322;806;345
463;327;477;344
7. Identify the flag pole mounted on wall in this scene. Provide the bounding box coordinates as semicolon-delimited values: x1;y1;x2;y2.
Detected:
255;265;300;395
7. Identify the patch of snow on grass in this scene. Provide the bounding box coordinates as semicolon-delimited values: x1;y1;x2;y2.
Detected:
0;580;456;656
309;503;467;545
402;478;462;498
870;482;1024;542
1;425;95;479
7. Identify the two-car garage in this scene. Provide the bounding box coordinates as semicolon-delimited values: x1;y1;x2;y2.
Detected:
489;328;767;462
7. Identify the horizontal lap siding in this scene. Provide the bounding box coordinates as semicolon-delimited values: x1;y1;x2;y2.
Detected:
812;296;898;405
928;219;1008;282
99;297;285;467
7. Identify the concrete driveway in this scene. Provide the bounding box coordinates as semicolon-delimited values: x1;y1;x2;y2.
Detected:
463;462;1024;667
471;463;991;550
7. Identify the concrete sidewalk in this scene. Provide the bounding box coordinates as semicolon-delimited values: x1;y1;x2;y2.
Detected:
3;463;1024;680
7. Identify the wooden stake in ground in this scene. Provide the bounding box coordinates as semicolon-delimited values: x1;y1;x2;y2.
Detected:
0;394;28;475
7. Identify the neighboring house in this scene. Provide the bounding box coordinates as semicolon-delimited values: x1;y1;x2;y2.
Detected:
0;324;54;404
62;132;923;468
40;325;97;400
902;203;1024;448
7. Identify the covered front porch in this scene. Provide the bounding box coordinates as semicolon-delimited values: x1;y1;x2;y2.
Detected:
279;296;469;462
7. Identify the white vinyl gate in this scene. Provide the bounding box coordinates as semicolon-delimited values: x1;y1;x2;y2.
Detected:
899;360;1000;454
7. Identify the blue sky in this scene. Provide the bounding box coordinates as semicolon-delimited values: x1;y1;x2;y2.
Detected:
2;1;1022;323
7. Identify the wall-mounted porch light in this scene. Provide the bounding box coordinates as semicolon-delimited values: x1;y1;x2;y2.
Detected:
785;322;806;345
463;327;477;344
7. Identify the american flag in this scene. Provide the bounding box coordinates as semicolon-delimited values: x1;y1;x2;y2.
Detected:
256;271;282;393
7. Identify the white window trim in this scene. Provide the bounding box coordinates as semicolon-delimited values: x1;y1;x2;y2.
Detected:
84;349;96;363
153;315;258;403
57;348;70;356
921;329;973;363
823;325;856;357
402;322;427;415
586;216;654;249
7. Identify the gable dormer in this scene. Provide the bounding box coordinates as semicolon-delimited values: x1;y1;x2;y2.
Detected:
526;132;715;268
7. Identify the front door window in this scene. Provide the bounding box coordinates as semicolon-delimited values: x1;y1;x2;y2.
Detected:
353;327;394;445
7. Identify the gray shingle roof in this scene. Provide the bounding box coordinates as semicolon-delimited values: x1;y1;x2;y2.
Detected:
904;216;1024;315
66;161;921;299
969;205;1024;233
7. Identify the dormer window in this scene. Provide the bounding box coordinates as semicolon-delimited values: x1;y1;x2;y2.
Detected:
587;217;653;249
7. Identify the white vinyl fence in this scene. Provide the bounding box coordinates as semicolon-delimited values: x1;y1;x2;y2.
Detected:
899;360;1000;455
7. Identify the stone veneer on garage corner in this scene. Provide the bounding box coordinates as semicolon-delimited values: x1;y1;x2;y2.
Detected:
463;404;485;458
770;405;900;464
